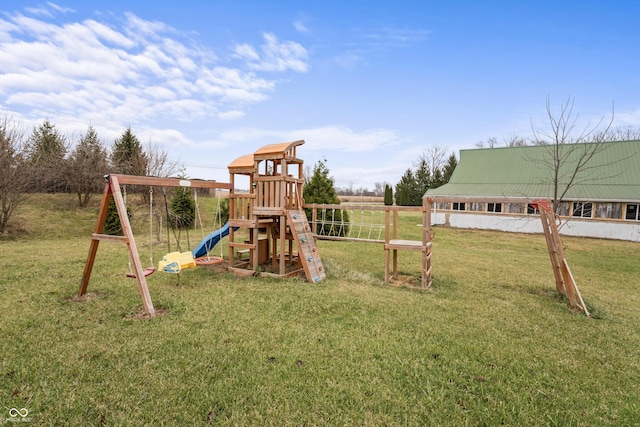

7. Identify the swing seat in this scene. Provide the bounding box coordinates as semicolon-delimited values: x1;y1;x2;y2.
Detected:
126;267;156;279
194;256;224;266
158;251;196;274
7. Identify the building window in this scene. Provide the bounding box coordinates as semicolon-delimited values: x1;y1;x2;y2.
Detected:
452;202;466;211
487;203;502;213
469;202;484;212
626;204;640;221
572;202;593;218
505;203;524;214
557;202;570;217
527;204;539;215
595;203;623;219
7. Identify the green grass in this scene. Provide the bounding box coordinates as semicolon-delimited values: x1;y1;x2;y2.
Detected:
1;194;639;425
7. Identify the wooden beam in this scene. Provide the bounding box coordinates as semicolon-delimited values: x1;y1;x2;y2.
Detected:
108;174;231;189
90;233;128;243
426;196;540;205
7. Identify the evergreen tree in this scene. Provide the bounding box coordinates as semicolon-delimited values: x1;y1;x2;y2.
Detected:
170;187;196;229
383;184;393;206
431;168;445;189
68;125;108;207
395;168;420;206
25;120;68;192
303;159;349;236
441;153;458;185
104;198;131;235
414;157;431;199
218;197;230;225
110;127;147;176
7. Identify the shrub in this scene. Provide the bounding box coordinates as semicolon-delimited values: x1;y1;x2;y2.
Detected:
170;187;195;229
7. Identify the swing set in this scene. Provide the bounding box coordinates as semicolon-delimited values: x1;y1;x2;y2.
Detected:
79;174;231;316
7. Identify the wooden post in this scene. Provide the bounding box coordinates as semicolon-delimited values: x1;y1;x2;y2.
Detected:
79;181;111;296
384;208;390;283
392;209;398;279
280;214;286;274
228;173;235;263
423;198;433;288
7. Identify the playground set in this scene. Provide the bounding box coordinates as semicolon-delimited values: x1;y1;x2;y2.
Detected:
79;140;588;317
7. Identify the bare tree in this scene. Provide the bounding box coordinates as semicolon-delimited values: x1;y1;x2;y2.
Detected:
373;181;388;197
596;125;640;142
503;134;530;147
0;115;34;234
145;142;184;178
475;137;498;149
417;145;449;177
530;96;614;213
477;135;529;148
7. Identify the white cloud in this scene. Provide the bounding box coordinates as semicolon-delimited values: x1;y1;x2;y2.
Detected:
359;27;430;47
0;5;309;141
617;108;640;126
47;2;75;14
294;20;310;34
208;125;401;153
218;110;245;120
235;33;309;73
234;43;260;62
290;126;401;152
334;25;429;69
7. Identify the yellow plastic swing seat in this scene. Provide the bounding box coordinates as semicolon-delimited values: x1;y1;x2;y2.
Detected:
158;251;196;274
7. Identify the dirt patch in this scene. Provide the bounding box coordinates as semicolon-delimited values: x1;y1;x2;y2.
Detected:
124;307;170;320
71;292;101;302
389;274;431;290
196;258;231;274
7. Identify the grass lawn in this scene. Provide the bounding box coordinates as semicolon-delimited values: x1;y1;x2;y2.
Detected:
1;194;639;425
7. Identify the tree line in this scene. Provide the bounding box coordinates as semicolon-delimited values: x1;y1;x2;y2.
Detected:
0;115;181;234
330;146;459;206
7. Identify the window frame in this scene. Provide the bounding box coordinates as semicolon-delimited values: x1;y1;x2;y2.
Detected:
625;203;640;221
487;202;502;213
572;202;593;218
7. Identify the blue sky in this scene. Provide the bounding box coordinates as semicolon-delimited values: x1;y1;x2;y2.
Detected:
1;1;639;189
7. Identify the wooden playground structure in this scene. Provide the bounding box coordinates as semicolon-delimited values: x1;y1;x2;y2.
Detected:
80;141;327;316
79;141;588;317
306;196;589;316
227;140;325;283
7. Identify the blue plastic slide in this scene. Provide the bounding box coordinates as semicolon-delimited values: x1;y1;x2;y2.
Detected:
192;222;232;259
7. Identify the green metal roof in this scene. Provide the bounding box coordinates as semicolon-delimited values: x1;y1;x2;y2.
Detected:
425;140;640;202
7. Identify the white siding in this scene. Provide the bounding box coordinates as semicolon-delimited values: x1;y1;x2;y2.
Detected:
431;212;640;242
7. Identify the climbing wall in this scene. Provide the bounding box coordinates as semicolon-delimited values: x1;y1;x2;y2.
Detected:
286;210;326;283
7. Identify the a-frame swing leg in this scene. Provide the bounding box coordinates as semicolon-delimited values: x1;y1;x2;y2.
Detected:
79;176;156;316
79;181;111;296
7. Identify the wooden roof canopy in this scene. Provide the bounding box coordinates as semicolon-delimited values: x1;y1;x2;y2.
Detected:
227;154;255;174
228;140;305;174
253;140;304;162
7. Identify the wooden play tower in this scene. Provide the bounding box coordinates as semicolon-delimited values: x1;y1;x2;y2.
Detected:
227;140;326;283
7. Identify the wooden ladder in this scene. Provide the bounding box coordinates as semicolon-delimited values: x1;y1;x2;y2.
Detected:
286;210;326;283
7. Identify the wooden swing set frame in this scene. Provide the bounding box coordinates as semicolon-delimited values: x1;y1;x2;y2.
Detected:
79;174;231;317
